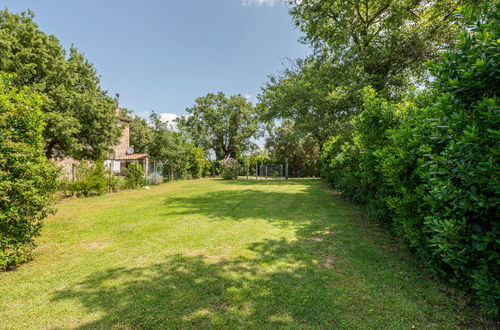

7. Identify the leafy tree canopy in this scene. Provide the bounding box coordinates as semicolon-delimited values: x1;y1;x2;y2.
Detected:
288;0;461;92
0;9;120;160
179;92;260;160
260;56;366;146
129;116;153;154
148;113;195;180
260;0;467;146
265;119;320;176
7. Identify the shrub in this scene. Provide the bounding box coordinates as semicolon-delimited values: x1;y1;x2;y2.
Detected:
188;146;207;179
145;172;163;186
111;176;126;192
0;73;58;270
220;158;240;180
321;87;402;212
320;8;499;315
58;179;73;197
375;95;435;248
202;160;213;177
68;161;108;197
125;162;145;189
418;8;499;314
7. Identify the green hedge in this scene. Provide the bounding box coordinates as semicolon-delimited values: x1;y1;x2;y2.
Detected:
321;10;499;316
125;162;145;189
0;73;58;270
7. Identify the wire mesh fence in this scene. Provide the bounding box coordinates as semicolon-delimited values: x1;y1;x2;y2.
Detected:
256;164;284;179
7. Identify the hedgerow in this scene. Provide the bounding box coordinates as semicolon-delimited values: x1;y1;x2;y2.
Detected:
321;8;499;315
0;73;58;270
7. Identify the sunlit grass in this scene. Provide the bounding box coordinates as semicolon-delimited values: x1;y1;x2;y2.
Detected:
0;179;483;328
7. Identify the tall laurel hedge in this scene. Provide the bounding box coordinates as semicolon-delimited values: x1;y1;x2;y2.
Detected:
321;8;499;315
0;73;58;270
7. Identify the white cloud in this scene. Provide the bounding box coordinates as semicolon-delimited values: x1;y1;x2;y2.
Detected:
243;93;252;100
242;0;282;6
160;113;180;131
135;110;151;119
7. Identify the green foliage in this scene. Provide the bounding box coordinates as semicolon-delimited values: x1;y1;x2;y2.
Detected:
202;159;213;177
67;161;108;197
265;119;320;177
129;116;153;154
375;95;434;247
0;10;120;160
147;113;209;181
125;162;145;189
179;92;260;160
145;172;163;186
109;176;126;192
321;7;499;315
0;73;58;270
260;57;366;147
321;87;405;206
261;0;462;146
289;0;460;91
418;7;500;315
220;158;240;180
188;146;208;179
149;113;190;181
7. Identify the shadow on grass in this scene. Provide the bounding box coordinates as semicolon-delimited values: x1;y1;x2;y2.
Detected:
221;178;320;184
160;179;332;228
51;180;482;328
52;253;344;329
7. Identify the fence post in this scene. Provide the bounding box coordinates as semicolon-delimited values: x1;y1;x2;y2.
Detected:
108;162;113;193
285;158;289;180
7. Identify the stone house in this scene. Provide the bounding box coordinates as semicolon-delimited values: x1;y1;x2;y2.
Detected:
57;105;149;180
106;110;149;175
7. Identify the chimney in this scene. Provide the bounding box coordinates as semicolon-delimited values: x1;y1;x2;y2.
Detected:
115;93;120;116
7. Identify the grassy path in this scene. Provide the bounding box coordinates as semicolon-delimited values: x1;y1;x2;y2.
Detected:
0;179;477;328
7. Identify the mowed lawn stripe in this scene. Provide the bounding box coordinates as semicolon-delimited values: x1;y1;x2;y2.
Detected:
0;179;475;329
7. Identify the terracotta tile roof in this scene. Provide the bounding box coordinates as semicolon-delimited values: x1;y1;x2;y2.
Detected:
115;153;149;160
116;115;133;123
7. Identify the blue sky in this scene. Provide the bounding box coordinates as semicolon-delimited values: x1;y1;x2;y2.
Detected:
3;0;309;120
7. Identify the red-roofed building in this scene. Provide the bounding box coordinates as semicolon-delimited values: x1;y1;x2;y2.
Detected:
105;109;149;175
57;98;149;179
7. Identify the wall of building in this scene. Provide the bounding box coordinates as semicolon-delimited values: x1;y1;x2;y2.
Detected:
55;117;133;180
55;157;79;180
113;121;130;158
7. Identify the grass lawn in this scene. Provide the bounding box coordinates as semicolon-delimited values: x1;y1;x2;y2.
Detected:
0;179;485;328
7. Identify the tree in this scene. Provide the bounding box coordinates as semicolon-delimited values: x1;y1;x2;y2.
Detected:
0;73;58;270
260;57;366;147
265;119;320;176
149;113;191;181
129;116;153;154
261;0;464;146
0;10;120;160
179;92;260;160
288;0;461;92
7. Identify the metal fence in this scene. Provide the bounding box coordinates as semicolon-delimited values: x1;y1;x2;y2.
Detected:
256;164;284;179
